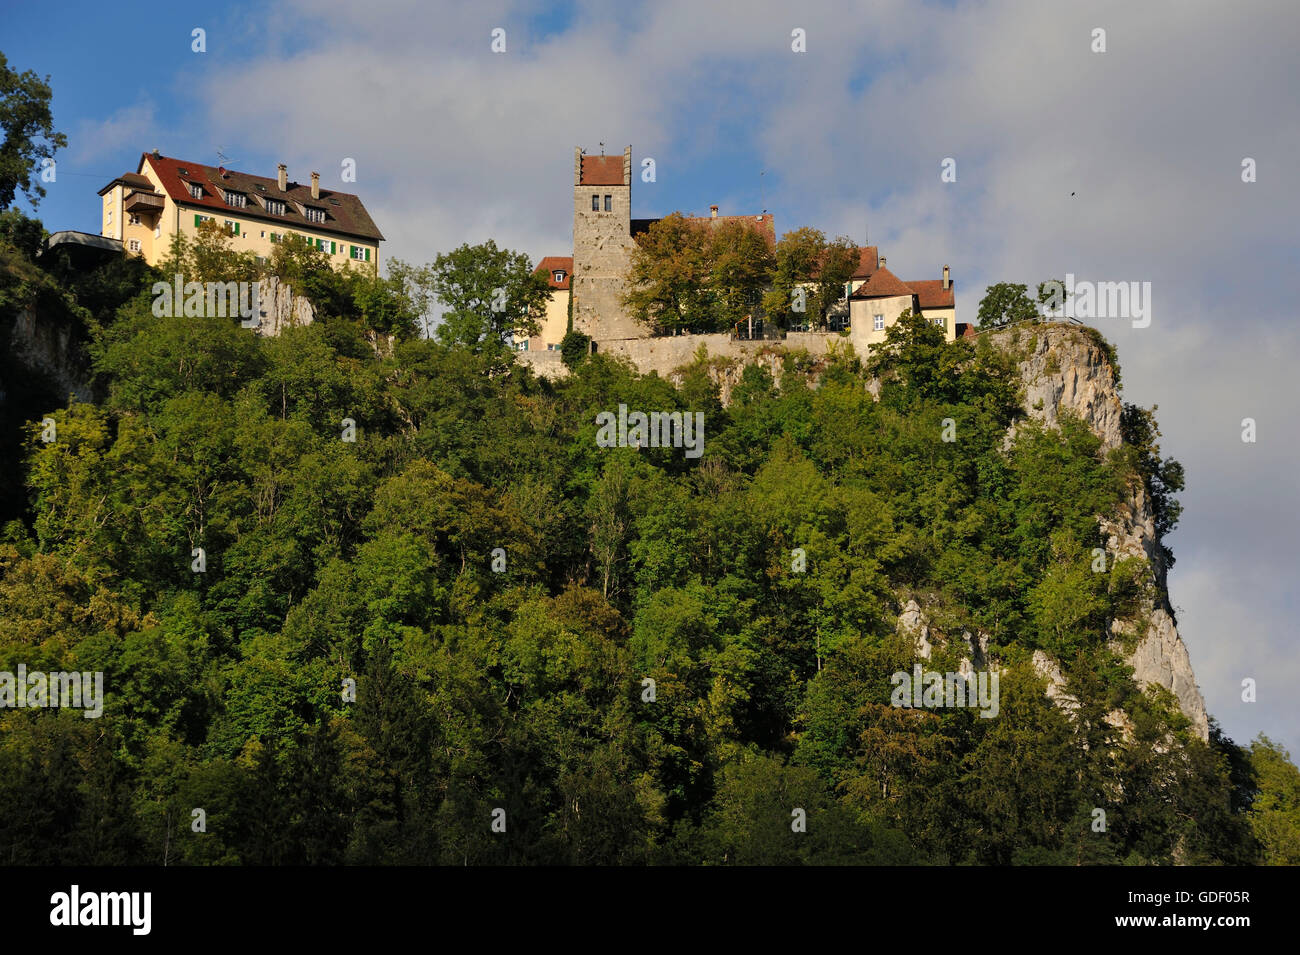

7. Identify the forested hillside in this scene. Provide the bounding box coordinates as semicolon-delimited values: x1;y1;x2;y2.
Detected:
1;210;1297;866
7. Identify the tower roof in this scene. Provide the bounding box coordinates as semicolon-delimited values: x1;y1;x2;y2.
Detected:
580;155;625;186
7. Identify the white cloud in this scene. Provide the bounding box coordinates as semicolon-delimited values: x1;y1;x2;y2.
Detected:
185;0;1300;750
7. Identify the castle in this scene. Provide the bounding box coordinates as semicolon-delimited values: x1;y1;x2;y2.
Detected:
524;145;961;357
94;152;383;269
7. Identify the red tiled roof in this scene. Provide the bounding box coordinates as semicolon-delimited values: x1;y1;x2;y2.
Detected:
138;153;384;241
909;279;955;309
849;265;915;299
852;246;879;279
580;155;625;186
536;255;573;290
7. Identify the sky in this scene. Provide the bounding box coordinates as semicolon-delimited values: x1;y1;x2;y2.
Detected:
4;0;1298;755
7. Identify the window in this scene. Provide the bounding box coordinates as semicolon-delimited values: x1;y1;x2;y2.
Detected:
933;317;944;327
128;214;141;226
350;245;370;261
154;226;161;238
270;232;281;243
224;190;247;208
223;219;240;235
264;198;286;216
188;182;203;199
194;214;214;227
591;194;599;211
304;206;326;223
553;270;565;283
873;313;884;331
128;239;141;252
604;195;611;211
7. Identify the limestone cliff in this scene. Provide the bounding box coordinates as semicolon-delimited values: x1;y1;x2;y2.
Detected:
992;324;1209;739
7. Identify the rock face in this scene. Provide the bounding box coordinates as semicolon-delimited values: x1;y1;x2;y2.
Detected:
999;324;1209;740
250;276;315;336
6;306;93;402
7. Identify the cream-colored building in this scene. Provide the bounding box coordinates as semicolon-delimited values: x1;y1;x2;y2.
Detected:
848;259;958;347
525;255;572;351
98;151;383;269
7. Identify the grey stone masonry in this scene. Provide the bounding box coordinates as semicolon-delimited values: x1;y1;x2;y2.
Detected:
572;145;645;341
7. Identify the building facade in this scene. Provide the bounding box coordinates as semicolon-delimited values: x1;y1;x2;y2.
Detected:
98;152;383;269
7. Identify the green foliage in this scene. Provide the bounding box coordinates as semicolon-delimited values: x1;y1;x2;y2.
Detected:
0;223;1277;867
559;329;590;369
0;52;67;210
977;281;1038;329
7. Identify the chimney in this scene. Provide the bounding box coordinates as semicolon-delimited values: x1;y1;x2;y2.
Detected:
942;265;950;290
575;147;583;185
879;256;886;269
623;145;632;186
277;163;287;191
310;171;320;200
710;205;718;218
152;148;161;160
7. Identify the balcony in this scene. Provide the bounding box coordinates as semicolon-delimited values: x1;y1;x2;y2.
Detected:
124;191;164;214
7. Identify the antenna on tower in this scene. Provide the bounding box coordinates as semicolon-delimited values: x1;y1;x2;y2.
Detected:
760;170;766;215
216;146;234;166
599;141;605;156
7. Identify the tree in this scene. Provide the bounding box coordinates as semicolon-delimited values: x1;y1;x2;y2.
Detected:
559;330;591;368
1249;735;1300;864
426;241;550;350
0;53;66;210
622;213;711;334
706;220;774;332
976;282;1037;328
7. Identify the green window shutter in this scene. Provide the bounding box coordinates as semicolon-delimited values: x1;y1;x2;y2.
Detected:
364;247;370;262
234;223;240;235
349;245;355;258
194;214;202;227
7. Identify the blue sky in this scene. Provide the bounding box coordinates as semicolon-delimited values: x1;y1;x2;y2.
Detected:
4;0;1299;755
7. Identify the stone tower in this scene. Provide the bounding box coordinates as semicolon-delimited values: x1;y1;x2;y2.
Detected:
572;145;643;341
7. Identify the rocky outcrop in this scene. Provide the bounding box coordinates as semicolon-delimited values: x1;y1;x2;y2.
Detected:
6;305;93;402
1002;324;1209;739
251;275;314;336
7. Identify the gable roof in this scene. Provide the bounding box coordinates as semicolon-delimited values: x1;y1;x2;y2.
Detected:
580;155;625;186
536;255;573;290
97;172;153;196
849;265;915;300
909;279;955;310
137;153;384;242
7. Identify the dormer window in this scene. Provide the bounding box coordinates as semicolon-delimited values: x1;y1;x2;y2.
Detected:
304;206;326;224
224;190;247;208
264;198;286;216
187;182;203;199
553;270;566;283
